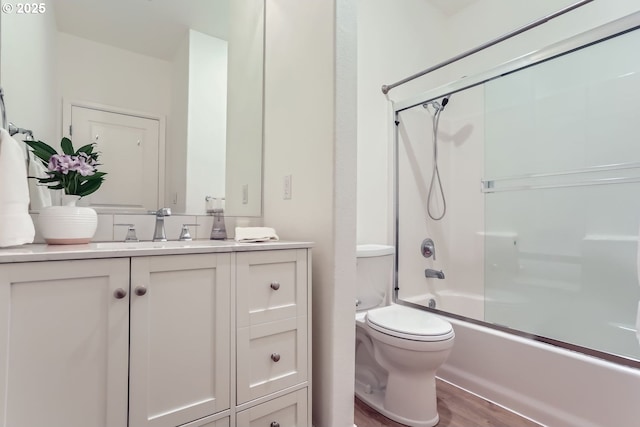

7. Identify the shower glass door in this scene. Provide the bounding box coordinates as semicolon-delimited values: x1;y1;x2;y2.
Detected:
483;26;640;361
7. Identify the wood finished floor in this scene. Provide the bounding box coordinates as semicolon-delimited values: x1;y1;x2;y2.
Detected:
354;379;541;427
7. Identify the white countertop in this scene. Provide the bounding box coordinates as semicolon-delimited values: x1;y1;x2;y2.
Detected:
0;240;314;263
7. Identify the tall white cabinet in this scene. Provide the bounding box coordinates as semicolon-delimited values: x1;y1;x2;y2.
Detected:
0;244;311;427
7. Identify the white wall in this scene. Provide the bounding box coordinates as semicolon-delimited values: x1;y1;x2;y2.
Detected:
0;0;58;150
167;34;190;212
263;0;357;426
185;30;227;214
357;0;448;245
58;32;171;119
395;84;486;314
225;0;264;217
166;30;228;215
0;0;58;211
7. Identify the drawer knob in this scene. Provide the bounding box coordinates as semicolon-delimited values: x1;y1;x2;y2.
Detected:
135;286;147;296
270;422;280;427
113;288;127;299
270;353;281;362
270;281;280;291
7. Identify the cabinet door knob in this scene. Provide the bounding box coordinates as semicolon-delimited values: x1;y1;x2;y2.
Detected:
270;353;281;362
113;288;127;299
270;281;280;291
135;286;147;296
270;422;280;427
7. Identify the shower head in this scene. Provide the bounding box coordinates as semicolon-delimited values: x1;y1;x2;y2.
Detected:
422;95;451;112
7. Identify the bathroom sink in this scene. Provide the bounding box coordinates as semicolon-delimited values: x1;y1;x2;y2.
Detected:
94;240;238;250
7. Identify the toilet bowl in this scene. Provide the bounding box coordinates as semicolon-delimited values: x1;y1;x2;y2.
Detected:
355;245;454;427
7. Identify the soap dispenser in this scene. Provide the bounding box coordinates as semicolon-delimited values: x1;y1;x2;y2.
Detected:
208;197;227;240
210;209;227;240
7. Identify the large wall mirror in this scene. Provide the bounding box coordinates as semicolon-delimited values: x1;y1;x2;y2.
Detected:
0;0;264;217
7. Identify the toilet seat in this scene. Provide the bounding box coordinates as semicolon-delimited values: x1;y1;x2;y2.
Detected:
366;305;454;342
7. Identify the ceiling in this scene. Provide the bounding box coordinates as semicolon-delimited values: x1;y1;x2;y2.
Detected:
53;0;229;61
52;0;477;62
429;0;479;16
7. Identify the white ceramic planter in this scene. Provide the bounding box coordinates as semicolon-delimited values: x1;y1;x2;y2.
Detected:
38;195;97;244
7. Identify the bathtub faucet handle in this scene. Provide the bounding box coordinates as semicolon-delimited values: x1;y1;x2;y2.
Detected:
421;238;436;260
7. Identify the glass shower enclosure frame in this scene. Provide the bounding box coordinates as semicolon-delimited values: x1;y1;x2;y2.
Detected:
391;11;640;368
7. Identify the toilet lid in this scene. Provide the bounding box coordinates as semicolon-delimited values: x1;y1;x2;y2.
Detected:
366;305;454;342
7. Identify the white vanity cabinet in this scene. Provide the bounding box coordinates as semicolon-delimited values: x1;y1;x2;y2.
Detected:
0;254;231;427
0;258;131;427
0;243;311;427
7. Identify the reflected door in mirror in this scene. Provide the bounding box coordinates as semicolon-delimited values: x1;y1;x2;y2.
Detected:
69;105;161;211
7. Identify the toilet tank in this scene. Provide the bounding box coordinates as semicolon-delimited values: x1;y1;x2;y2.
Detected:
356;244;395;312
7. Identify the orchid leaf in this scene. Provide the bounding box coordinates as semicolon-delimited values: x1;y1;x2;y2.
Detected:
37;177;60;184
84;172;106;181
77;179;103;197
60;137;74;155
76;143;95;155
24;140;56;162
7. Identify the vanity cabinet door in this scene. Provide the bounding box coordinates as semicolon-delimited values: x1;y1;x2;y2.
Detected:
0;259;130;427
129;253;231;427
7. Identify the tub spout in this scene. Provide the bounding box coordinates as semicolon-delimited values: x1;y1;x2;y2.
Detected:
425;268;445;279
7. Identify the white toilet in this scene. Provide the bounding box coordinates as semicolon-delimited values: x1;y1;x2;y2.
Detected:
355;244;455;427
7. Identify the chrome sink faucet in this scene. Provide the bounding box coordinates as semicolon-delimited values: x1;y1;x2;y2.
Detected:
151;207;171;242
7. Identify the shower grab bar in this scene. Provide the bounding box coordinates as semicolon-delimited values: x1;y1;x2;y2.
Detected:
381;0;594;95
482;162;640;193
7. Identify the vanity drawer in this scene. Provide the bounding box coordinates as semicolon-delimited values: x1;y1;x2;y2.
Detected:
236;249;308;327
236;389;307;427
237;317;308;404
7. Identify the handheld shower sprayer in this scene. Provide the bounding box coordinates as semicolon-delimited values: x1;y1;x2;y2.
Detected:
421;94;452;221
440;96;449;109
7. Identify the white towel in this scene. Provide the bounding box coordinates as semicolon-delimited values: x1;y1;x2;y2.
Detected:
234;226;279;243
0;128;35;247
27;149;52;210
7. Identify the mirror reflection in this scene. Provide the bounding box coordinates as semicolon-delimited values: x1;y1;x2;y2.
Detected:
0;0;264;216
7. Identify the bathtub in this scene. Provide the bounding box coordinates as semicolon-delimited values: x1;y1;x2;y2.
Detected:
402;293;640;427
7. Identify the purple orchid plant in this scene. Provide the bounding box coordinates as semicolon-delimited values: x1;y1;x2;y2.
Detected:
25;137;106;197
